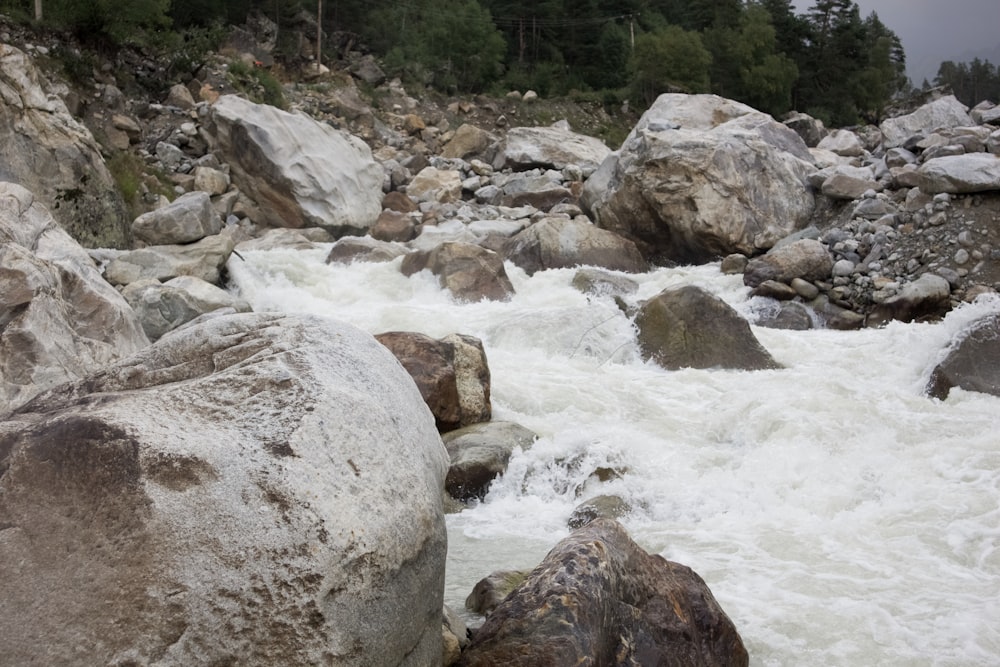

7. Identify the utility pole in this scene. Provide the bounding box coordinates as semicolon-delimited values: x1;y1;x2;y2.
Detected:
316;0;323;73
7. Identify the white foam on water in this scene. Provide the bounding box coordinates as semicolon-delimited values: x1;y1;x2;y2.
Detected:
228;249;1000;666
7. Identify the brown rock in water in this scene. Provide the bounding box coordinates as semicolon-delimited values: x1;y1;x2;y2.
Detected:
401;241;514;302
458;519;748;667
376;331;492;432
927;312;1000;399
636;285;779;371
443;421;537;501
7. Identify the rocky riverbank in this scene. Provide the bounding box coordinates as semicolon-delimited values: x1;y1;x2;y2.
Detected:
2;13;1000;666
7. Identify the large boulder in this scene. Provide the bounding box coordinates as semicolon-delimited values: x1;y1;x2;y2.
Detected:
131;191;222;245
927;312;1000;399
0;44;128;247
457;519;748;667
583;94;815;263
0;313;448;666
636;285;779;371
504;216;648;276
913;154;1000;194
868;273;952;325
743;239;834;288
494;124;612;177
205;94;383;235
880;95;974;148
375;331;492;433
443;421;537;501
0;182;148;412
400;242;514;303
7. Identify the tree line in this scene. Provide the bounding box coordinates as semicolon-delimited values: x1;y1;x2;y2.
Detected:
933;58;1000;110
5;0;975;128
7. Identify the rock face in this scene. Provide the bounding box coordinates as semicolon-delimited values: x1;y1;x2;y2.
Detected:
494;124;612;177
0;44;128;247
401;242;514;302
583;94;815;263
0;313;448;666
443;421;536;501
636;285;779;371
457;519;748;667
375;331;492;432
205;94;383;235
927;312;1000;399
0;182;149;412
504;216;648;276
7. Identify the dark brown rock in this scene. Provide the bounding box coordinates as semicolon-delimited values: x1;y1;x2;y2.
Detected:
927;313;1000;399
465;569;530;616
401;242;514;302
458;519;748;667
370;209;417;242
636;285;779;371
376;331;492;432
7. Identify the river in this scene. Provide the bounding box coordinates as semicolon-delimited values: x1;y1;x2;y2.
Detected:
227;246;1000;666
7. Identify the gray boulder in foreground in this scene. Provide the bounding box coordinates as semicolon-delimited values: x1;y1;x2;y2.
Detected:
0;313;448;666
457;519;748;667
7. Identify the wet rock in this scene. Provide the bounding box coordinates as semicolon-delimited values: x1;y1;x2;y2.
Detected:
755;300;815;330
457;519;748;667
571;267;639;299
0;313;448;666
443;421;536;502
401;241;514;302
326;236;408;264
568;494;631;529
505;217;648;276
927;312;1000;399
443;604;470;666
584;94;814;263
636;285;779;370
375;331;492;433
868;273;952;325
0;182;149;412
465;570;529;616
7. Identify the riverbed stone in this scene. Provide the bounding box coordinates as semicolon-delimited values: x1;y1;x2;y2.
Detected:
457;519;748;667
504;216;648;276
400;241;514;302
927;312;1000;399
443;421;537;501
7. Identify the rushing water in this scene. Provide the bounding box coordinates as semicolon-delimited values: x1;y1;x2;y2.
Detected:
227;247;1000;666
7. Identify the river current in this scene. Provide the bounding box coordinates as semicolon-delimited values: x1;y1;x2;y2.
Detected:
227;247;1000;666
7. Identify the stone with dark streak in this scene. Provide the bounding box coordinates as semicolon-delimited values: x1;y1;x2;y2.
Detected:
457;519;748;667
0;312;448;666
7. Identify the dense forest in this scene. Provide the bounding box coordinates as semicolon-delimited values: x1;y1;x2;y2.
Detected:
2;0;996;126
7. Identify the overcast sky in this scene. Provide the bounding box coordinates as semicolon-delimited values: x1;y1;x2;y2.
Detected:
792;0;1000;85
